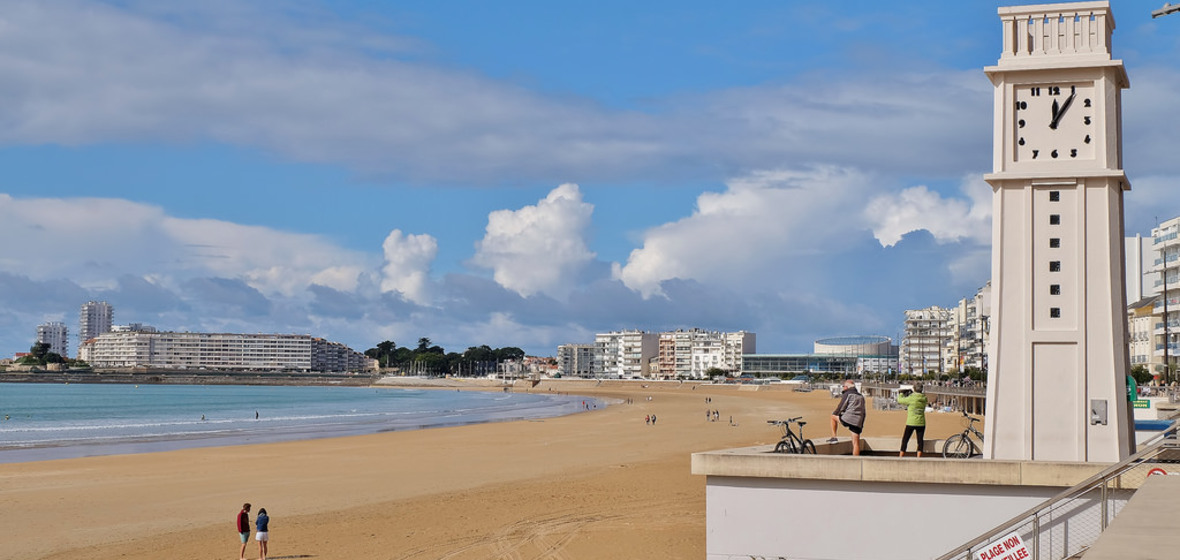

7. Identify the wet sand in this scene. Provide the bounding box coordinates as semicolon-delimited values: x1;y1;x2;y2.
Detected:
1;381;965;560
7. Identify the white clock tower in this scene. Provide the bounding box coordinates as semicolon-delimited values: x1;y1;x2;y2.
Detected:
983;1;1134;462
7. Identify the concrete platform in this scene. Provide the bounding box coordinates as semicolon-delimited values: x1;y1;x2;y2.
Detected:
1083;474;1180;560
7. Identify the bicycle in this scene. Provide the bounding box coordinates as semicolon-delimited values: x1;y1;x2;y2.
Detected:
942;411;985;458
767;417;816;454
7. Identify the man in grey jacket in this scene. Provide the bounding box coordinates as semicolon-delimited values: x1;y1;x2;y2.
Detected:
829;380;866;455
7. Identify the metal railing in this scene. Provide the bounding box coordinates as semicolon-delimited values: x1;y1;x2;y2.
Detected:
936;421;1180;560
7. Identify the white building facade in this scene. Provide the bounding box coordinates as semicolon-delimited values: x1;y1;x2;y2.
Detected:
1152;216;1180;380
36;321;69;357
900;306;952;375
79;331;372;372
78;301;113;350
943;283;992;374
557;343;595;377
656;329;755;379
594;330;658;378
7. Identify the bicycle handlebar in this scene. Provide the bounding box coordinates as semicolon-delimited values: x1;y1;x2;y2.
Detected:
766;416;804;425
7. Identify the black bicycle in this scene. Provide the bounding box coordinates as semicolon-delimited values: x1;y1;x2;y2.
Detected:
942;411;985;458
768;417;816;454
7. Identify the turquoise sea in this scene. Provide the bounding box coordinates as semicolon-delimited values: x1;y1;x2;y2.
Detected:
0;383;598;463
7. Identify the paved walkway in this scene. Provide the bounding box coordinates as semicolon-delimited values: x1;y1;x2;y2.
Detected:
1084;474;1180;559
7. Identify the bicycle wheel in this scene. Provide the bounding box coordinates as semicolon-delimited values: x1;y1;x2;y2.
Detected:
774;440;794;454
800;439;817;454
943;434;975;458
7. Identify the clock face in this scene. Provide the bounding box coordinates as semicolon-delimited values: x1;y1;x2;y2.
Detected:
1013;83;1096;163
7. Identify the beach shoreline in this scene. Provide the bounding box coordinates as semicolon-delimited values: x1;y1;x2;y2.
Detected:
3;380;965;560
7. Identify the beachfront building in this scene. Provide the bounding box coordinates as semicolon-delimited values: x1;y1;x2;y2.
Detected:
943;282;992;374
655;329;755;378
78;330;372;373
36;321;69;357
813;335;897;375
557;343;595;377
1128;295;1161;373
1152;216;1180;380
594;330;657;378
78;300;113;351
900;306;952;376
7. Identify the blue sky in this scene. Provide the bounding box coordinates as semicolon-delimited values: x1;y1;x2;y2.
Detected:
4;0;1180;357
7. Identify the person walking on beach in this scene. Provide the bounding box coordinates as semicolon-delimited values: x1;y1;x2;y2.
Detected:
829;380;866;455
897;383;928;458
236;503;251;560
255;507;270;560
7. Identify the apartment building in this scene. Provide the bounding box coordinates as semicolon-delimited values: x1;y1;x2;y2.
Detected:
557;343;595;377
594;330;658;378
900;306;952;375
1128;295;1160;371
36;321;69;357
943;283;992;374
654;329;754;379
79;330;372;372
78;301;113;350
1152;217;1180;379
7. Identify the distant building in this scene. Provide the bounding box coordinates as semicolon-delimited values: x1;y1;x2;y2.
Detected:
557;344;595;377
78;331;373;373
655;329;755;378
943;283;992;374
78;301;113;352
594;330;658;378
813;335;897;375
1128;295;1160;373
900;306;952;375
36;321;69;357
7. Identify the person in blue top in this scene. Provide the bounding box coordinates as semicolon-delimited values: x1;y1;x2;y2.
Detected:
254;507;270;560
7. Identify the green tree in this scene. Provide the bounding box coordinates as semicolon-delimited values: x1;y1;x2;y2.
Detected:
1131;364;1153;385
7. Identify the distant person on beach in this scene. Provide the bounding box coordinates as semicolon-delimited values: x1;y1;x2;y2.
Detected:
829;380;866;455
897;383;928;458
237;503;251;560
255;507;270;560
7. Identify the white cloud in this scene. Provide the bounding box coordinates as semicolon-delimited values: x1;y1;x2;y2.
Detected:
0;194;370;295
614;167;873;297
866;175;992;248
471;183;595;299
380;229;438;304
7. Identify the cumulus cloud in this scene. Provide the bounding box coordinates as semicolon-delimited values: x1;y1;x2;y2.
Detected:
471;183;595;299
614;166;873;297
380;229;438;305
866;175;992;248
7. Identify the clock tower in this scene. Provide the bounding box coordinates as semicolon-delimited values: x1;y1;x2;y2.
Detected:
983;1;1134;462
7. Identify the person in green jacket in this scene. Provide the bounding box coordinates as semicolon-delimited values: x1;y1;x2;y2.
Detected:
897;383;928;458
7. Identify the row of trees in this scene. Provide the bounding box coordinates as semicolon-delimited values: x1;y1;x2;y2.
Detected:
15;343;89;369
364;338;527;376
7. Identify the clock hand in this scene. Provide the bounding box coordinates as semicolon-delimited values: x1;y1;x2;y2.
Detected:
1050;92;1076;130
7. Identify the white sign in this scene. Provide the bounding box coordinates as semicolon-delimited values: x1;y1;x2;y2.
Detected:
973;531;1031;560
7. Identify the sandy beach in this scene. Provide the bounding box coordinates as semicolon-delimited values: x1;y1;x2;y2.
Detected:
1;381;965;560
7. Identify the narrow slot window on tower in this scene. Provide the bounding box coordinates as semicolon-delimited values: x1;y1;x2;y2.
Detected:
1050;238;1061;248
1049;191;1060;201
1050;261;1061;272
1050;307;1061;318
1050;214;1061;225
1050;284;1061;295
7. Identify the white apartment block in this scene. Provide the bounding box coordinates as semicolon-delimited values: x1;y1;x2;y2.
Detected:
901;306;952;375
656;329;754;379
1152;217;1180;378
942;283;992;374
557;343;595;377
594;330;658;378
78;301;113;350
36;321;69;357
79;330;372;373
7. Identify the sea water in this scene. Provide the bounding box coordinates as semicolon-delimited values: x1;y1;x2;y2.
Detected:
0;383;597;463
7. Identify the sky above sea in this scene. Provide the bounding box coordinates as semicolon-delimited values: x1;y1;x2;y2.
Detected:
2;1;1179;357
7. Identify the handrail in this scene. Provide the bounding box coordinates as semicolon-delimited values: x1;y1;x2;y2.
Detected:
934;414;1180;560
